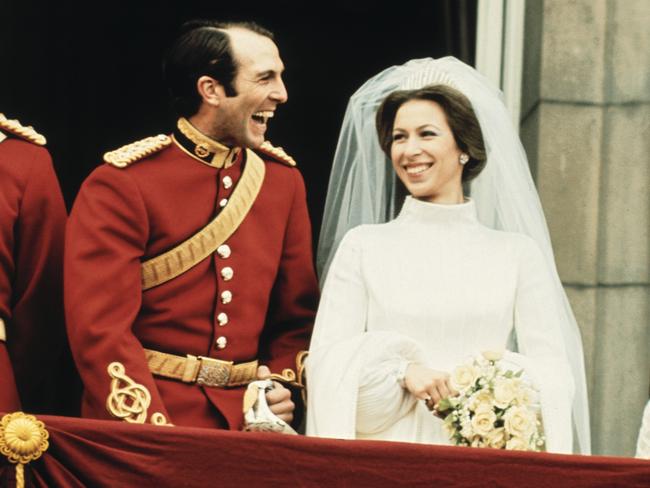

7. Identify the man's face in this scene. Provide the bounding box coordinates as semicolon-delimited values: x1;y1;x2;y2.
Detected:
215;28;288;148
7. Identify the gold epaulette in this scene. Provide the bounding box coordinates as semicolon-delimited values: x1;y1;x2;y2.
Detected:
257;140;296;167
0;113;47;146
104;134;172;168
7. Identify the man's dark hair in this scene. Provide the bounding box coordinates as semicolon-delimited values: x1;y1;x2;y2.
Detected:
376;84;487;183
163;20;274;117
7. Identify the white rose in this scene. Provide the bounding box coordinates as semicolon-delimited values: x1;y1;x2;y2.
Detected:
460;422;473;440
504;406;535;438
451;364;479;392
468;388;493;412
505;435;530;451
470;408;497;437
486;427;506;449
471;435;486;448
481;350;504;362
514;385;534;406
493;378;519;409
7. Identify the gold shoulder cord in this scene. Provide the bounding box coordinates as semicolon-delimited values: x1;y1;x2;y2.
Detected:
258;140;296;166
0;412;49;488
0;113;46;146
140;148;266;290
104;134;172;168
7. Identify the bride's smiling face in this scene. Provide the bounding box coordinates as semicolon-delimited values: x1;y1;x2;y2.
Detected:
390;99;464;203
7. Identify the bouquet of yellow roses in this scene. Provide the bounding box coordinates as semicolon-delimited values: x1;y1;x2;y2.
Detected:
435;351;545;451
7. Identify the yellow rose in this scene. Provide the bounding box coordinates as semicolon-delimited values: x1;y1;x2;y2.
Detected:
470;408;497;437
451;364;479;392
505;435;530;451
493;378;519;409
468;388;493;412
487;427;506;449
504;406;535;438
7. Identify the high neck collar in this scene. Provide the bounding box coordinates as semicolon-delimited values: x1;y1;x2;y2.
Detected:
172;117;241;168
395;196;478;226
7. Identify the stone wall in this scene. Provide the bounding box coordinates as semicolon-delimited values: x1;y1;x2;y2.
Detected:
520;0;650;456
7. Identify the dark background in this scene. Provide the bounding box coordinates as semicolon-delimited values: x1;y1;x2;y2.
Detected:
1;0;477;246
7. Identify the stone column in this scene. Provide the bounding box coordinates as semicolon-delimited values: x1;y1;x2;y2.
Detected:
520;0;650;456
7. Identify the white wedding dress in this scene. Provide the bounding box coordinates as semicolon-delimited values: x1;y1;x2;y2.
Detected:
307;197;575;453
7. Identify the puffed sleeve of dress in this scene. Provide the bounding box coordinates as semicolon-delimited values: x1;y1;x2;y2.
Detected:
306;227;426;439
507;236;575;453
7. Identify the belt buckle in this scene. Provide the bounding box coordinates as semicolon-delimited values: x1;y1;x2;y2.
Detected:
196;356;233;387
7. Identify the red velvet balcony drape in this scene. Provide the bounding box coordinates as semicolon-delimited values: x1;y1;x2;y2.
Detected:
1;415;649;487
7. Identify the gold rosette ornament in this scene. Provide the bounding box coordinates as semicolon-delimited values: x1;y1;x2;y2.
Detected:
0;412;49;488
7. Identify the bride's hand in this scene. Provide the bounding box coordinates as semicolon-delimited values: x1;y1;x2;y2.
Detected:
403;363;457;410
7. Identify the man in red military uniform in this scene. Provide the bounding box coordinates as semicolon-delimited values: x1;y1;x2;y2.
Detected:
65;21;319;429
0;114;67;414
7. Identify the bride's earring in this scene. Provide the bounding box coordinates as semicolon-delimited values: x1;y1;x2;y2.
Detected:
459;154;469;165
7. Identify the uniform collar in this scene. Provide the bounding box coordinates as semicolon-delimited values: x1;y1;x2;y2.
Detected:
172;117;241;169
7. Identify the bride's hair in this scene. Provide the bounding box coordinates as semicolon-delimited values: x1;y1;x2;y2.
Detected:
375;84;487;182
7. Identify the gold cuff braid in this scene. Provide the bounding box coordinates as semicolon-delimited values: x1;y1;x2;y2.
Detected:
268;351;309;390
105;362;173;426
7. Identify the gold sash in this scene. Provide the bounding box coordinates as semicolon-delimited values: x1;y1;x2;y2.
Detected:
141;149;265;290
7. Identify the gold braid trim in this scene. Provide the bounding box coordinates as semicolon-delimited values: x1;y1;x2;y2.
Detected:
0;317;6;342
103;134;171;168
269;369;297;385
106;362;151;423
140;148;266;290
0;114;46;146
177;117;231;159
269;351;309;390
296;351;308;388
0;412;49;488
258;140;296;167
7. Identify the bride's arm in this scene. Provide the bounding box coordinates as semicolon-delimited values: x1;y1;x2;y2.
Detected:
512;236;575;453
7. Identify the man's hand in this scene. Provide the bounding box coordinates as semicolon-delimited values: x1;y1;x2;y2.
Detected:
256;365;295;424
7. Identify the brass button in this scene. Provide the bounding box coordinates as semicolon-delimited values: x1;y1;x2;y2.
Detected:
221;266;234;281
215;336;228;349
223;176;233;189
219;198;228;208
221;290;232;304
217;244;231;259
217;312;228;326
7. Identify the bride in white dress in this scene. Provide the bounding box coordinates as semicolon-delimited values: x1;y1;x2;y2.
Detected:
306;58;590;455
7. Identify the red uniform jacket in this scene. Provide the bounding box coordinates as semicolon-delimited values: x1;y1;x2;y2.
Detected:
65;129;319;429
0;131;67;413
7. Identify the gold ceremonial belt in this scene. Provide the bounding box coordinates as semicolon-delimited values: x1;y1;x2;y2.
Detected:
144;348;258;388
0;318;5;342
